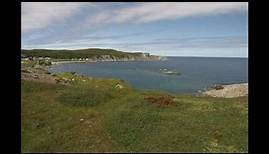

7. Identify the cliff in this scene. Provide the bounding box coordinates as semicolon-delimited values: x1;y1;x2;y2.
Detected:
21;48;166;61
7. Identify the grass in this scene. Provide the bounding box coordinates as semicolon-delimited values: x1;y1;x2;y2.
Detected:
21;73;248;152
104;95;248;152
56;86;114;107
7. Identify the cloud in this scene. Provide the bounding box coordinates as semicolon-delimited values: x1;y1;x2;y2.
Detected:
21;2;248;55
22;35;247;51
22;2;91;33
140;36;247;48
22;2;247;36
88;36;246;49
87;2;247;26
81;28;168;40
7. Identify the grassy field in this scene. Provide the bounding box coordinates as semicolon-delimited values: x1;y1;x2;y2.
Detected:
21;73;248;152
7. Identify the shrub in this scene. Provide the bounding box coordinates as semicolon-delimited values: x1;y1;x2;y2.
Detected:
38;60;52;66
70;71;76;75
144;94;176;107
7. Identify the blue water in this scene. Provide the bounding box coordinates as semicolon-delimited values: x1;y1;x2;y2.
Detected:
49;57;248;94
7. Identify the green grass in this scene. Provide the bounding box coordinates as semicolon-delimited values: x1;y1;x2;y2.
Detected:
21;75;248;152
56;87;112;107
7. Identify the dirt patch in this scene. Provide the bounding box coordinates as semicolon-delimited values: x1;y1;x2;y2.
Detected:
21;68;69;85
144;94;176;107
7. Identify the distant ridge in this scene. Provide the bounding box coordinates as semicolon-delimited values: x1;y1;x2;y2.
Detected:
21;48;165;61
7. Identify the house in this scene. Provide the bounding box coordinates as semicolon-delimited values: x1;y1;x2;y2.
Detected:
143;53;150;57
138;53;150;57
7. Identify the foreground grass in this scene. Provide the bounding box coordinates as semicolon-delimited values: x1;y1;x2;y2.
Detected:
21;74;248;152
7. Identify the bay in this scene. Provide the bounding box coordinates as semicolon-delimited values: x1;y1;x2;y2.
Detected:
49;57;248;94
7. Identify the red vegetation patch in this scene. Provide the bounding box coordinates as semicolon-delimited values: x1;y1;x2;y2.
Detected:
144;94;176;107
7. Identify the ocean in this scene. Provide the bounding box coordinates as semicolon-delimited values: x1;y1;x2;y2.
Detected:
49;57;248;94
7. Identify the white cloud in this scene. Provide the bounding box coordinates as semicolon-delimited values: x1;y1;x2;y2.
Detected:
22;2;90;33
87;2;247;25
22;35;247;51
22;2;247;33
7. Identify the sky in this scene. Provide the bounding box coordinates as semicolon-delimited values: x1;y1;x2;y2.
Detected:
21;2;248;57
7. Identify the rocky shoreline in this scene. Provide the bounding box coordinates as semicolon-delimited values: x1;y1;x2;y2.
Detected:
50;57;167;65
202;83;248;98
22;58;247;98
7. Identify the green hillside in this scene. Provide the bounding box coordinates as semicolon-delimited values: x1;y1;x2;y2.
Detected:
21;48;147;59
21;71;248;152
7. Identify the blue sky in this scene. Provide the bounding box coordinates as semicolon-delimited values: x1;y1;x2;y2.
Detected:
22;2;248;57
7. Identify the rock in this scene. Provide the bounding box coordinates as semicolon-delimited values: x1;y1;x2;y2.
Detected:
54;78;61;83
33;74;39;79
214;85;224;90
203;83;248;98
22;69;32;73
115;84;124;89
60;77;71;83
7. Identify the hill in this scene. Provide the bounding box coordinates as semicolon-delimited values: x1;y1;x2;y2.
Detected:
21;67;248;152
21;48;162;60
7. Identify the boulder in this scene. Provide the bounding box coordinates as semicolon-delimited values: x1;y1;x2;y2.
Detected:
115;84;124;89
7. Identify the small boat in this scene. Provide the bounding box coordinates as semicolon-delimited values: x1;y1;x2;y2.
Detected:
162;70;181;75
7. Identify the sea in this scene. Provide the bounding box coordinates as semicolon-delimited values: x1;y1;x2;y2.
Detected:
48;57;248;94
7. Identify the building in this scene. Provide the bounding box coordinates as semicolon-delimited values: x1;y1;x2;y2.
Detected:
143;53;150;57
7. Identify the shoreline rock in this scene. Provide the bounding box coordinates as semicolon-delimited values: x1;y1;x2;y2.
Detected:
202;83;248;98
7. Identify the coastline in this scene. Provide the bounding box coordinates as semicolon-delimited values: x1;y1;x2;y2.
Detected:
201;83;248;98
50;58;167;65
47;61;248;98
23;59;248;98
23;67;248;98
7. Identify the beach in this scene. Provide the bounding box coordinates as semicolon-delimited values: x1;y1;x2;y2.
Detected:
202;83;248;98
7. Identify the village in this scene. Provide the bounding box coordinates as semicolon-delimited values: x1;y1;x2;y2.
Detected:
21;52;165;66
